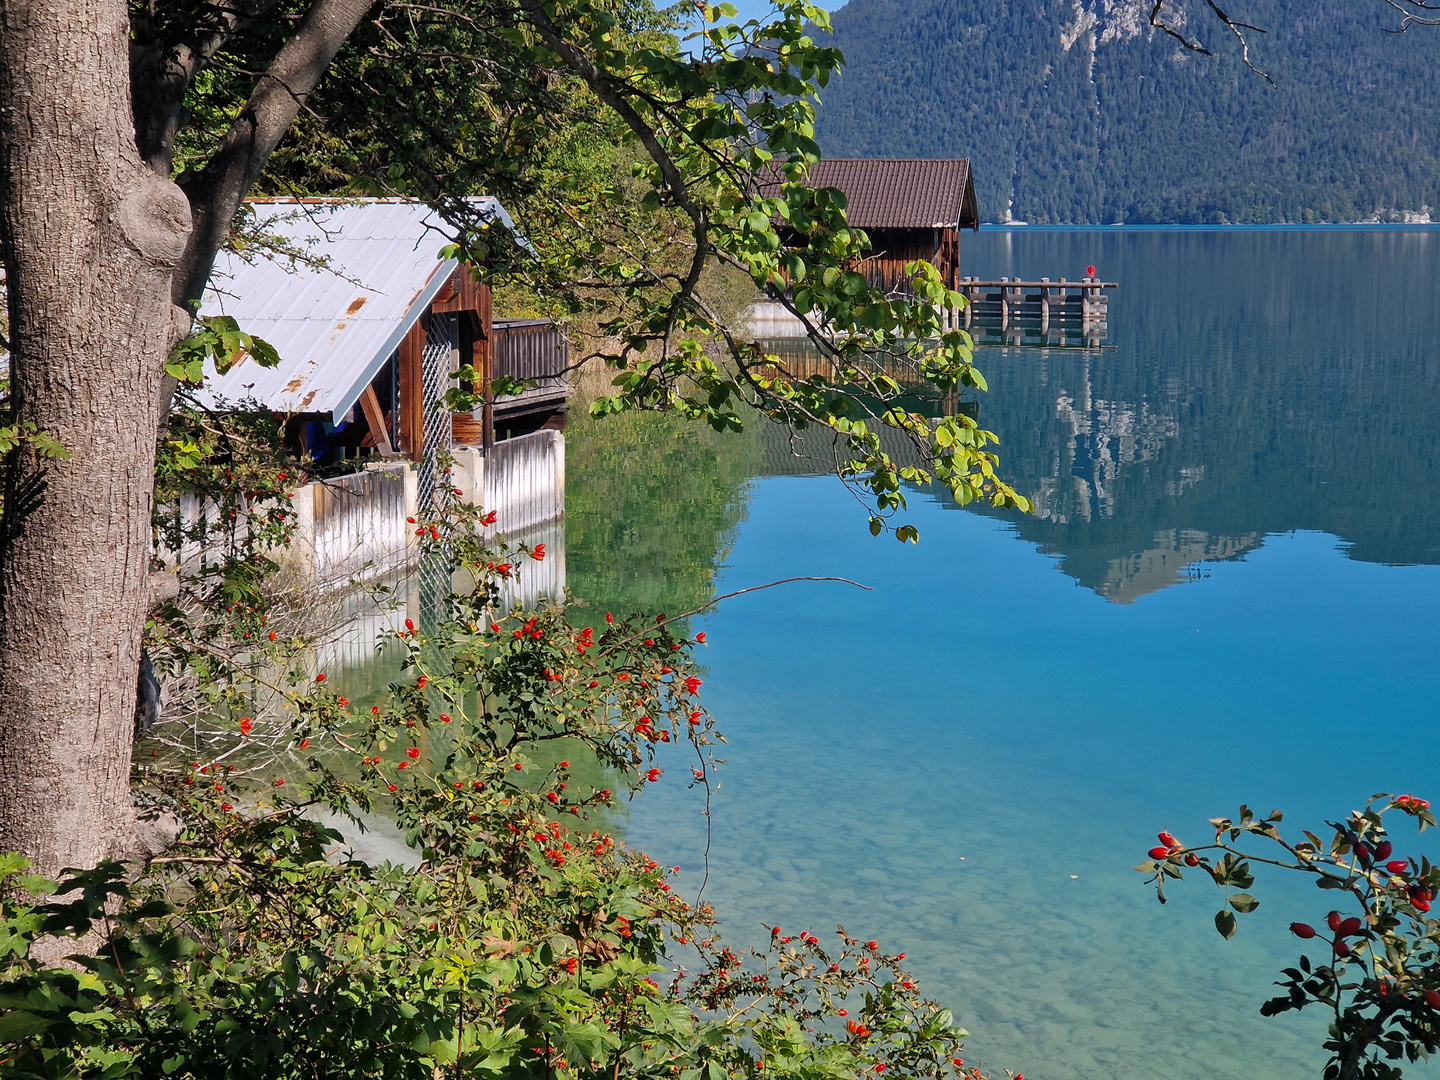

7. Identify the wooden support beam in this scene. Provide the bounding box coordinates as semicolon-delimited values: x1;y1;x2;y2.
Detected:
358;385;396;458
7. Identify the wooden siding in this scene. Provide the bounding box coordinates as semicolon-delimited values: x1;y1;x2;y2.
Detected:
856;227;960;296
395;318;426;459
491;319;569;417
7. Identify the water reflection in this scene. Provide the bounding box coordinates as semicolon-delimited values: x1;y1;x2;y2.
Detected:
955;227;1440;599
707;229;1440;602
560;229;1440;1080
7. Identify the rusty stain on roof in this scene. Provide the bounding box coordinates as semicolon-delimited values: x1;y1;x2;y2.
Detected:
284;377;306;393
299;390;319;409
345;297;367;315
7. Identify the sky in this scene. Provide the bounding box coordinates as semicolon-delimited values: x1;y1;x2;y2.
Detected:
675;0;845;52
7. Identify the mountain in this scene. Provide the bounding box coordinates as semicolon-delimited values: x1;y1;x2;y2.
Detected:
811;0;1440;224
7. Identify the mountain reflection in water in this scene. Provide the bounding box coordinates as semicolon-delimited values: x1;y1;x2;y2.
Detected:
956;227;1440;601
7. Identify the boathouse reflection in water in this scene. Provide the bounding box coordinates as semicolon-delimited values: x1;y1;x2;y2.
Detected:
299;428;567;680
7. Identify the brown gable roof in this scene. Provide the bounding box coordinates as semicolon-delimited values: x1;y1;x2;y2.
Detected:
800;159;980;231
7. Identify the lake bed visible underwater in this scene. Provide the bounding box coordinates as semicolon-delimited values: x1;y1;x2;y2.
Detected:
566;228;1440;1080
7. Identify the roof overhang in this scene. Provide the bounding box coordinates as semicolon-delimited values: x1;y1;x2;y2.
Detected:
197;198;515;423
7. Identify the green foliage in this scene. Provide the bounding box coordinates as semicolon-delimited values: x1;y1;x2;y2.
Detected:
812;0;1440;224
0;424;68;462
171;0;1027;538
480;0;1033;535
1140;796;1440;1079
166;316;282;387
0;504;988;1080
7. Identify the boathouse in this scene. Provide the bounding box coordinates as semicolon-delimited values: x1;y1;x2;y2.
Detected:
198;198;570;511
772;158;980;297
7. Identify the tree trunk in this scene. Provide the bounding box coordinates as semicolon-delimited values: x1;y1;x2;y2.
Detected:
0;0;192;875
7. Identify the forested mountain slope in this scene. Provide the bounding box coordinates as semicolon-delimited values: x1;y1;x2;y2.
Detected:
813;0;1440;223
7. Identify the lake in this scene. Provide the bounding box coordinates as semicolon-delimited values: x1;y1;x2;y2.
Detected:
563;227;1440;1080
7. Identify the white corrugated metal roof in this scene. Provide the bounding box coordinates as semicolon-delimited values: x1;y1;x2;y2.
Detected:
197;198;512;423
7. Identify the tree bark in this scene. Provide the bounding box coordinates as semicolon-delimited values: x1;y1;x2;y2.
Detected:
0;0;193;875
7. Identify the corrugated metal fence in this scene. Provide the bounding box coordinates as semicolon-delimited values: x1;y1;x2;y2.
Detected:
483;428;565;533
308;465;412;583
483;428;566;609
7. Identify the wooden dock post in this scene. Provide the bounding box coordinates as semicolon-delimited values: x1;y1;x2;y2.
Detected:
942;276;1114;339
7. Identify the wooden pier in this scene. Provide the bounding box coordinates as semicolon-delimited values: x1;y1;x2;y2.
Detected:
954;277;1115;331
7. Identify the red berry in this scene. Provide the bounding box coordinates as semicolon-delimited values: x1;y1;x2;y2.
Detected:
1148;846;1171;861
1157;831;1180;848
1327;911;1343;932
1335;941;1352;957
1387;860;1409;874
1290;923;1317;939
406;747;420;759
866;940;879;951
1376;841;1394;860
1184;853;1199;866
1339;917;1362;937
1427;990;1440;1009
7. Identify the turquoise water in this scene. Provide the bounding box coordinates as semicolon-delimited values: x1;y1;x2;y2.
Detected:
566;228;1440;1080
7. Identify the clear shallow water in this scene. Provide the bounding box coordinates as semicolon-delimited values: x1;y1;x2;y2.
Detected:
565;228;1440;1080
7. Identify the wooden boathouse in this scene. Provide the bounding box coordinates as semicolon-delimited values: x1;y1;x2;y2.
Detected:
198;199;569;511
768;158;980;297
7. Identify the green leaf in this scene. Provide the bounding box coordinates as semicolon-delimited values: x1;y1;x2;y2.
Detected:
1228;893;1260;914
1215;910;1238;939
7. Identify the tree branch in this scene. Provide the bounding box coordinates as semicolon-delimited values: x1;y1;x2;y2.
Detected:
516;0;710;360
1148;0;1273;83
130;0;283;177
175;0;378;308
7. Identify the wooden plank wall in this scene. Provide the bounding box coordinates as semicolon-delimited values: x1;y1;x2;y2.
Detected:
395;318;426;459
855;227;959;297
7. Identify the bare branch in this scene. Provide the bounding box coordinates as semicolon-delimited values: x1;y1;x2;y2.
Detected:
1204;0;1274;84
1148;0;1214;55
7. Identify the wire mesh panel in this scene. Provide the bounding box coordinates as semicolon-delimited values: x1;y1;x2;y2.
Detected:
416;313;456;515
416;314;457;627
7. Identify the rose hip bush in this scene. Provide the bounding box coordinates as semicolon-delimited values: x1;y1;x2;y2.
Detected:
1139;797;1440;1080
0;500;998;1080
